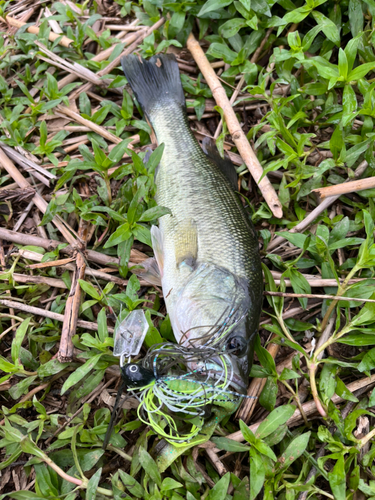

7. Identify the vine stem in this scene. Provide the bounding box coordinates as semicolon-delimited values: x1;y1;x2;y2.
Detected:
281;380;309;427
319;265;359;333
40;451;114;496
308;362;327;418
308;266;359;416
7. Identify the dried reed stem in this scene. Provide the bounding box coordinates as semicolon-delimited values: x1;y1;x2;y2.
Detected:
187;33;282;218
5;16;74;47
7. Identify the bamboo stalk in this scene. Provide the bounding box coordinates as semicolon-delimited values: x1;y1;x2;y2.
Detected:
0;298;111;332
5;16;74;47
58;219;89;362
312;176;375;199
186;33;282;219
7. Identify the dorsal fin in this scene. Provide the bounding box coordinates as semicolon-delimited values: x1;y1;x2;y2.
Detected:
201;137;238;191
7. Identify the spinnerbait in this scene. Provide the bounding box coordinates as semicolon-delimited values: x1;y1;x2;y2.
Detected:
104;342;257;448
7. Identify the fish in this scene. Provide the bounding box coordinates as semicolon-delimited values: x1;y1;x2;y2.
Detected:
105;54;264;468
120;53;263;393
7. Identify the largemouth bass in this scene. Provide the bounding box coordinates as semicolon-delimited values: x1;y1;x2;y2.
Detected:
121;54;263;392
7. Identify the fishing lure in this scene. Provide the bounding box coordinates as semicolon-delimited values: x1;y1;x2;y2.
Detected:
104;339;257;448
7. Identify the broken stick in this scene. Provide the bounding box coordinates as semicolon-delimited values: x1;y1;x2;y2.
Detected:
187;33;283;219
0;148;77;246
312;176;375;199
58;220;90;363
235;337;279;423
5;16;74;48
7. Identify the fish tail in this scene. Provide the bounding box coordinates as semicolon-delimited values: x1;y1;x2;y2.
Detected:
121;54;185;119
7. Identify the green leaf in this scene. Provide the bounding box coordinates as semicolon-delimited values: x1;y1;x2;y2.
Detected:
61;353;102;395
206;43;237;64
0;355;16;373
279;368;300;380
6;492;47;500
161;478;183;491
277;432;311;471
250;449;265;500
91;104;112;125
219;18;246;38
338;48;348;80
337;334;375;346
254;335;277;376
198;0;233;17
138;205;171;222
108;139;132;164
121;90;133;120
256;404;295;439
311;10;340;45
79;92;91;116
86;468;102;500
329;455;346;500
206;472;230;500
11;317;31;365
147;144;164;174
259;377;278;412
335;377;358;402
348;0;363;37
274;232;307;249
342;84;357;126
358;347;375;372
211;437;250;452
139;447;162;487
78;279;101;301
348;62;375;81
132;224;152;247
104;223;132;248
118;470;145;498
97;308;108;343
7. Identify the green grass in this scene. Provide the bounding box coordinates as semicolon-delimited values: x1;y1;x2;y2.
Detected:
1;0;375;498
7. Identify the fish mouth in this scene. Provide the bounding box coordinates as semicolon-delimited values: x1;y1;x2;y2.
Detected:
187;356;248;396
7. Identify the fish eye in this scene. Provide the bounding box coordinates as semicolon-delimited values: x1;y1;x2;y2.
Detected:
227;336;247;356
129;365;138;373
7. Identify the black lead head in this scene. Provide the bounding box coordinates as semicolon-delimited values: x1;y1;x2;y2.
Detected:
121;363;155;388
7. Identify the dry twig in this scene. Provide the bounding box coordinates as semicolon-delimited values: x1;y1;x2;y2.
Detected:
186;33;283;219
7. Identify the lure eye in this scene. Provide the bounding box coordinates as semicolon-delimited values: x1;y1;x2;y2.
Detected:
122;363;155;387
227;336;248;357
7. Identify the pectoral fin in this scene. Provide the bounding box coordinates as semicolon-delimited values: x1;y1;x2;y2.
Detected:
174;219;198;270
133;257;161;286
151;225;164;276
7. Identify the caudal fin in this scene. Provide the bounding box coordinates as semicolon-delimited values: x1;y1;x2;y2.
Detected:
121;54;185;119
